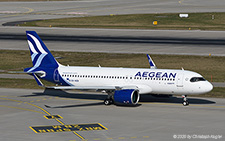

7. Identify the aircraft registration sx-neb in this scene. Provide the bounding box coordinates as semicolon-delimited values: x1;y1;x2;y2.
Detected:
24;31;213;106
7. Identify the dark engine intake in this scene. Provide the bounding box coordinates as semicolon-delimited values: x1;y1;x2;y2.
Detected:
114;89;140;105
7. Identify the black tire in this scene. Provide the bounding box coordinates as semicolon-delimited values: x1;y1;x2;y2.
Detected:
183;101;189;106
104;99;111;105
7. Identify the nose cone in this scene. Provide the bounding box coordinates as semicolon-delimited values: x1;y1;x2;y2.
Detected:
205;81;213;93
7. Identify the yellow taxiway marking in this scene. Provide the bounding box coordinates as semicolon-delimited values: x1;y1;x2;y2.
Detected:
22;7;34;14
143;136;150;138
0;7;34;18
0;97;85;140
0;105;44;114
44;115;63;120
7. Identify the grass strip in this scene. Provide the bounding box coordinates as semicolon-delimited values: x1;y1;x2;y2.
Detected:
20;13;225;30
0;50;224;82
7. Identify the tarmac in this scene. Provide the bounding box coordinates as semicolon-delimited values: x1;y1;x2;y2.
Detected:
1;27;225;56
0;88;225;141
0;1;225;141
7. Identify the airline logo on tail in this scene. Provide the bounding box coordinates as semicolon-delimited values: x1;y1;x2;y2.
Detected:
26;31;58;73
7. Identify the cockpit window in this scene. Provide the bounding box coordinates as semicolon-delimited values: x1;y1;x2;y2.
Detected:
190;77;206;82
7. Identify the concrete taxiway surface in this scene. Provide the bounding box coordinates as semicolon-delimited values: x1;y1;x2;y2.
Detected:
1;0;225;25
0;88;224;141
1;27;225;56
1;0;225;56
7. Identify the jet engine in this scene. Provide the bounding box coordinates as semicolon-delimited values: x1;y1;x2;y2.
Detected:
114;89;140;105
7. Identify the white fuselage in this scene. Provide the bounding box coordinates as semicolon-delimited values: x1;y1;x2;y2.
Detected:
58;66;213;95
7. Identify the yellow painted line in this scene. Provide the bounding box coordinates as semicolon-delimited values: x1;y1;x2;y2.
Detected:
143;136;149;138
43;115;63;119
58;115;63;119
0;98;23;103
0;97;84;140
0;7;33;18
98;123;108;130
7;98;84;140
118;137;125;139
26;102;51;115
29;126;38;133
55;119;65;125
72;131;85;140
0;105;44;114
107;138;113;139
131;136;137;139
22;7;34;14
0;95;17;98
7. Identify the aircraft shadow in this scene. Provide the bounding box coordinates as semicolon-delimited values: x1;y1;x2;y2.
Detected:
140;94;215;105
20;89;215;108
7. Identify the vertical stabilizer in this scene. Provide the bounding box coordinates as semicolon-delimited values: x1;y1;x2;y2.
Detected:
25;31;58;72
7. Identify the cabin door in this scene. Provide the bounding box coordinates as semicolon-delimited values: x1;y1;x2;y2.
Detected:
176;74;184;87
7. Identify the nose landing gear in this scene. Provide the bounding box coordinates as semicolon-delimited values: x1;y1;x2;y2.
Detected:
182;95;189;106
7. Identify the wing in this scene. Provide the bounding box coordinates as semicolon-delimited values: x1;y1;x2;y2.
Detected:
47;85;138;90
47;84;152;94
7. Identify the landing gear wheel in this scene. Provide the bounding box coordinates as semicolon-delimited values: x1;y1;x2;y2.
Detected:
104;99;110;105
104;99;113;105
182;95;189;106
183;101;189;106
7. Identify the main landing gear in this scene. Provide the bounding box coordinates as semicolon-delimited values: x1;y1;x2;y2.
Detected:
182;95;189;106
104;91;114;105
104;98;114;105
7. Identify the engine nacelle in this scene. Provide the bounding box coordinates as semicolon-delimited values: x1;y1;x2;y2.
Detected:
114;89;140;105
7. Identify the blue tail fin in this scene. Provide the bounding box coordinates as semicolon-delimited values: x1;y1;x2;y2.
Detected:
25;31;58;72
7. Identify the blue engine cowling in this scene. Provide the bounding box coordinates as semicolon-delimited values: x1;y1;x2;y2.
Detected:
114;89;140;105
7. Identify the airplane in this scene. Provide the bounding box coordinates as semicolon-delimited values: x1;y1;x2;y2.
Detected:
24;31;213;106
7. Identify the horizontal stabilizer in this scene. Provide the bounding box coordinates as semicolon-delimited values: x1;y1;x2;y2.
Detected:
32;73;44;87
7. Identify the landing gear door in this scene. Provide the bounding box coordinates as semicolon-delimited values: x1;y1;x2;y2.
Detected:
176;74;184;87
